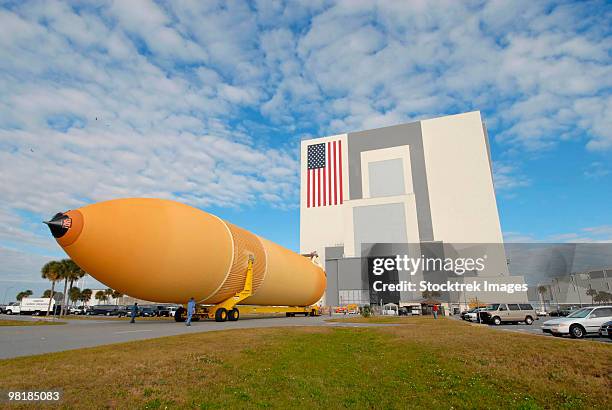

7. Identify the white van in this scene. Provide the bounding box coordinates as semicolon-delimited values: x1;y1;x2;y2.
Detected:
20;298;56;316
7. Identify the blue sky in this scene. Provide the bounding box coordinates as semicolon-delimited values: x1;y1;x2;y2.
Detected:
0;0;611;300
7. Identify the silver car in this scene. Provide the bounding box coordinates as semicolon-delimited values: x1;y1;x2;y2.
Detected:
541;306;612;338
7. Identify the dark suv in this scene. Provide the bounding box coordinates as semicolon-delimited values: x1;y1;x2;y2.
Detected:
87;305;122;316
139;307;156;317
152;305;171;317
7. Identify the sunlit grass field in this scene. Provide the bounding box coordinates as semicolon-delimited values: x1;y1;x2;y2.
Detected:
1;317;610;409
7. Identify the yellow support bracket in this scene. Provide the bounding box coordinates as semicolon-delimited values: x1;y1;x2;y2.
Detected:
207;255;254;320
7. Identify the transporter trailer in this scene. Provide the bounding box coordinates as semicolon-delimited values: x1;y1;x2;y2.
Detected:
174;256;320;322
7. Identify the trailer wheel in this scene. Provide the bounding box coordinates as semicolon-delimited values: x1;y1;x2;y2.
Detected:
228;308;239;321
174;306;185;322
215;308;228;322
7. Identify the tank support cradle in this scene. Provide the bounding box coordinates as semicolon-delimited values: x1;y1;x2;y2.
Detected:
206;255;254;322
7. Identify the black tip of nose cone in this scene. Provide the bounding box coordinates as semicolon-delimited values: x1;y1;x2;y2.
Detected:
44;212;71;238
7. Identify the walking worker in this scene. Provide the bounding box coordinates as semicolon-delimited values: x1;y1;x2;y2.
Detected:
186;297;196;326
432;303;439;319
130;302;138;324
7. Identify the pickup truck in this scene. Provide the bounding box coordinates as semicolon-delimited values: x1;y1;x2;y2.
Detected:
4;302;21;315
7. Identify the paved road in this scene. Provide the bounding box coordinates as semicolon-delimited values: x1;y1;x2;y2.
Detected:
457;316;611;344
0;314;390;359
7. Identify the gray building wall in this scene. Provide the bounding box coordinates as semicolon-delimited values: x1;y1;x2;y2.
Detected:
347;122;434;241
368;158;406;197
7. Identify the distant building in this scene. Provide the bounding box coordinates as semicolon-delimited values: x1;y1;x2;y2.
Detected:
531;268;612;308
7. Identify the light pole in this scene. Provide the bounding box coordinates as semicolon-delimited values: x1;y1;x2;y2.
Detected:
2;286;15;305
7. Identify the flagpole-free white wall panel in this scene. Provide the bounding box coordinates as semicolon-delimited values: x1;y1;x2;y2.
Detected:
421;111;504;244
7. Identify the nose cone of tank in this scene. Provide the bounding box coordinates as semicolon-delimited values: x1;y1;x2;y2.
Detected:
44;212;71;237
44;210;84;247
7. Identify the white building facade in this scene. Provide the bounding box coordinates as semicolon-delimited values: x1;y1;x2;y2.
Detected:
300;111;526;308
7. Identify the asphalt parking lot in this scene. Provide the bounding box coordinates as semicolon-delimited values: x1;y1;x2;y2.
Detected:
457;316;612;343
0;314;394;359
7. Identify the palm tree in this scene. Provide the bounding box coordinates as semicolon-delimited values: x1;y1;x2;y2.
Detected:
593;291;611;304
537;285;548;311
59;259;86;316
80;288;92;306
43;289;61;298
586;287;598;304
68;287;81;307
41;261;62;316
422;290;441;299
95;290;108;304
104;288;113;300
112;290;123;305
16;290;33;301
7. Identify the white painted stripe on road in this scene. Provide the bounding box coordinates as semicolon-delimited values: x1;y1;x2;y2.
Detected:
114;330;153;334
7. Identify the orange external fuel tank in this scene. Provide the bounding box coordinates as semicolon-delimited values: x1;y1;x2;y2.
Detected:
45;198;326;306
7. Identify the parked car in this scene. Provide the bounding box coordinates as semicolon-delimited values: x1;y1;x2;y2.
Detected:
150;305;172;317
542;306;612;338
139;307;156;317
69;306;86;315
118;305;136;317
167;306;181;318
466;308;488;322
479;303;538;325
599;320;612;340
461;307;483;321
549;306;581;317
86;305;122;316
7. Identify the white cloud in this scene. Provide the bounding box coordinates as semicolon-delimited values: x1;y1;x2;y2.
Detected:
493;162;530;191
0;1;610;297
505;225;612;243
584;162;611;179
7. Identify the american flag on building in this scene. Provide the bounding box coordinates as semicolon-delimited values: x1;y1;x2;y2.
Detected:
306;140;343;208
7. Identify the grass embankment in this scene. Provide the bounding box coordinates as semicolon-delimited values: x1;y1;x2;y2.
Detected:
0;319;65;326
1;317;610;409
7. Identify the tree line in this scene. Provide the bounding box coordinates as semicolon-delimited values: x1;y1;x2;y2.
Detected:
13;259;124;316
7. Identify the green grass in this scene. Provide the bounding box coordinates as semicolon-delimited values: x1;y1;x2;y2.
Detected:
1;317;610;409
0;319;65;326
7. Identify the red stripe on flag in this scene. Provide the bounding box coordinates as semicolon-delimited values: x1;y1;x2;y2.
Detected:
338;140;343;204
323;158;326;206
311;169;315;208
333;141;337;205
327;142;331;205
307;168;310;208
317;168;321;207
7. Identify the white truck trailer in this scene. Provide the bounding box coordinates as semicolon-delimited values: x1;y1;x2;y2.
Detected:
19;298;57;315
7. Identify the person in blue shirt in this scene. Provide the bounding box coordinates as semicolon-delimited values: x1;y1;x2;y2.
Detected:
186;297;196;326
130;302;138;324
